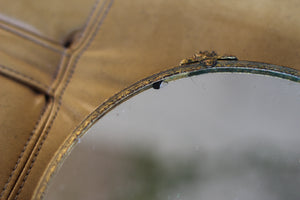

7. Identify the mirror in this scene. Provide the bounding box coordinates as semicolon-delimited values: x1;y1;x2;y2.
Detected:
45;71;300;200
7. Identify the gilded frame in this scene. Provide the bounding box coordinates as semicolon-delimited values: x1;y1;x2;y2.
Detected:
34;59;300;199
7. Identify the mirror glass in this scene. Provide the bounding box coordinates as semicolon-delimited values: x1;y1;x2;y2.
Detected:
45;72;300;200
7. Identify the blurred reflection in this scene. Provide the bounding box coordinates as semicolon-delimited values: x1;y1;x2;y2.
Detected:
45;73;300;200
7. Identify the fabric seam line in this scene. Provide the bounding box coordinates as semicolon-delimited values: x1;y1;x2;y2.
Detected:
0;103;49;199
0;23;63;54
12;0;114;199
47;50;67;94
0;65;49;92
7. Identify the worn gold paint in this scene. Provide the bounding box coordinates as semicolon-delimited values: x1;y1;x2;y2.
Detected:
34;56;300;199
180;51;237;66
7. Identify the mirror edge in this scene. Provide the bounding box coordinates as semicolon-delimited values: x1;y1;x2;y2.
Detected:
34;59;300;200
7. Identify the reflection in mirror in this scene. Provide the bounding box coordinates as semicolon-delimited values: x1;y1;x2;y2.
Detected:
45;72;300;200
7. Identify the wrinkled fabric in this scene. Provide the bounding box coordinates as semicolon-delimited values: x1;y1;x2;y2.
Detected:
0;0;299;199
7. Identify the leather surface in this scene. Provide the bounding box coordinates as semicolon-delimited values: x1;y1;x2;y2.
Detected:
0;0;97;44
0;0;299;199
0;75;46;199
0;21;64;94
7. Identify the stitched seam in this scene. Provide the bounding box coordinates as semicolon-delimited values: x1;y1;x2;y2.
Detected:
14;65;74;200
75;0;101;43
0;104;48;199
0;65;49;91
0;23;62;54
47;50;66;94
13;1;114;199
47;0;103;91
83;0;110;50
46;0;102;93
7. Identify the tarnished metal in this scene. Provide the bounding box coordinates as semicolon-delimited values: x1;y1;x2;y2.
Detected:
179;51;237;66
34;54;300;199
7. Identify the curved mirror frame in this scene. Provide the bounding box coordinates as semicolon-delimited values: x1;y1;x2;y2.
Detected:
36;59;300;199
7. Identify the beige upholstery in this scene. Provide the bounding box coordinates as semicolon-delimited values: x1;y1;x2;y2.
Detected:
0;0;299;199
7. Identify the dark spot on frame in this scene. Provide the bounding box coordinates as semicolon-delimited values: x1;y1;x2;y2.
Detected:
152;81;163;89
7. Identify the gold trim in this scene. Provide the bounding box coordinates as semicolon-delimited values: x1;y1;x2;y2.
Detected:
34;59;300;199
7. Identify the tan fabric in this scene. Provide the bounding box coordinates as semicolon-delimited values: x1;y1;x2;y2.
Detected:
0;23;63;93
0;0;299;199
0;76;46;199
0;0;97;44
